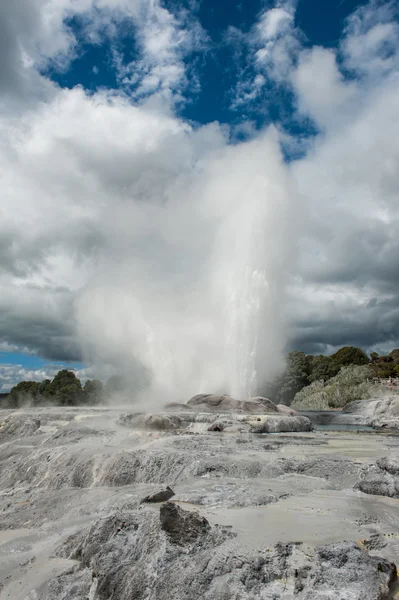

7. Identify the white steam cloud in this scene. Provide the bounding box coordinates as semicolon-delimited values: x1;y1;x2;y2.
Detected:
76;123;296;404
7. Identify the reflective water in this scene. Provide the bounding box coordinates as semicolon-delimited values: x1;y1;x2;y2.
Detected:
302;410;374;431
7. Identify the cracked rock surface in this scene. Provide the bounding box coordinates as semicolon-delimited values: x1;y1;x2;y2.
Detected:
0;406;398;600
357;453;399;498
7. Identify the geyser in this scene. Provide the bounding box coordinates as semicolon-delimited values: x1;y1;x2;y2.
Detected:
76;128;296;404
217;176;274;399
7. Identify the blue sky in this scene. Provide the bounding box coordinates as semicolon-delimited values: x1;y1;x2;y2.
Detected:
1;0;399;394
48;0;364;130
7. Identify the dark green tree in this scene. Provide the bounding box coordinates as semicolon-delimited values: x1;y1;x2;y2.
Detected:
308;355;340;383
39;379;52;397
331;346;369;366
272;351;310;405
48;370;83;406
371;362;395;378
370;352;379;362
7;381;41;408
389;349;399;363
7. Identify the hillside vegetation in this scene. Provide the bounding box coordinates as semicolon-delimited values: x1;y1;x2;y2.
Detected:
267;346;399;407
291;365;376;410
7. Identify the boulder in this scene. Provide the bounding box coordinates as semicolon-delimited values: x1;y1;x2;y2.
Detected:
160;502;210;545
207;421;224;432
344;395;399;429
187;394;279;414
140;486;175;504
356;453;399;498
145;414;182;431
119;413;182;431
249;415;313;433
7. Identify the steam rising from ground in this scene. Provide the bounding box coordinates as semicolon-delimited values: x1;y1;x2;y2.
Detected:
76;127;296;404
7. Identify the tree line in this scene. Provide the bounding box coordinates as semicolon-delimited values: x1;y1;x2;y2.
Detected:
3;370;128;408
3;345;399;408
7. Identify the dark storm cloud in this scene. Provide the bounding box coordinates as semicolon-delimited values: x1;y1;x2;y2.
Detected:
292;294;399;354
301;222;399;293
0;285;82;361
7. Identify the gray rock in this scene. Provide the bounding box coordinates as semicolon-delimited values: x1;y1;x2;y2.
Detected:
118;413;182;431
140;486;175;504
0;415;41;438
306;542;396;600
54;512;396;600
160;502;211;545
207;421;224;432
356;453;399;498
344;395;399;429
250;415;313;433
145;414;182;431
378;456;399;475
187;394;279;414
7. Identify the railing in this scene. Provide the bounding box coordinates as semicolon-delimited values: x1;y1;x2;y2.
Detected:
369;377;399;388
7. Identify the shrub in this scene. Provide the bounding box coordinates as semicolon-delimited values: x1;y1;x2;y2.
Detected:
292;365;375;410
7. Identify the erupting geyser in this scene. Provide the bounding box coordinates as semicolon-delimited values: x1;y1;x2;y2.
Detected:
219;178;271;399
76;132;295;404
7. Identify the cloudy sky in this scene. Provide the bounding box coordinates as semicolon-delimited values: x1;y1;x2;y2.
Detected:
1;0;399;394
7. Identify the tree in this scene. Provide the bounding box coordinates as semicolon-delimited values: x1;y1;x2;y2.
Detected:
272;351;310;405
331;346;369;366
390;349;399;364
39;379;52;397
370;352;379;362
8;381;40;408
308;355;340;383
84;379;104;403
371;361;396;378
48;370;83;406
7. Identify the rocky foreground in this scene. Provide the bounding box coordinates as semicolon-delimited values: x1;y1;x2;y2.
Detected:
0;397;398;599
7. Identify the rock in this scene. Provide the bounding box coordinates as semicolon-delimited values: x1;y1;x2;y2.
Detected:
276;403;299;416
118;413;182;431
165;402;193;411
250;415;313;433
310;542;396;600
117;412;145;427
140;486;175;504
159;502;211;545
249;396;280;412
187;394;279;414
0;415;41;438
145;414;182;431
378;456;399;475
55;513;397;600
344;395;399;429
207;421;224;432
356;453;399;498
